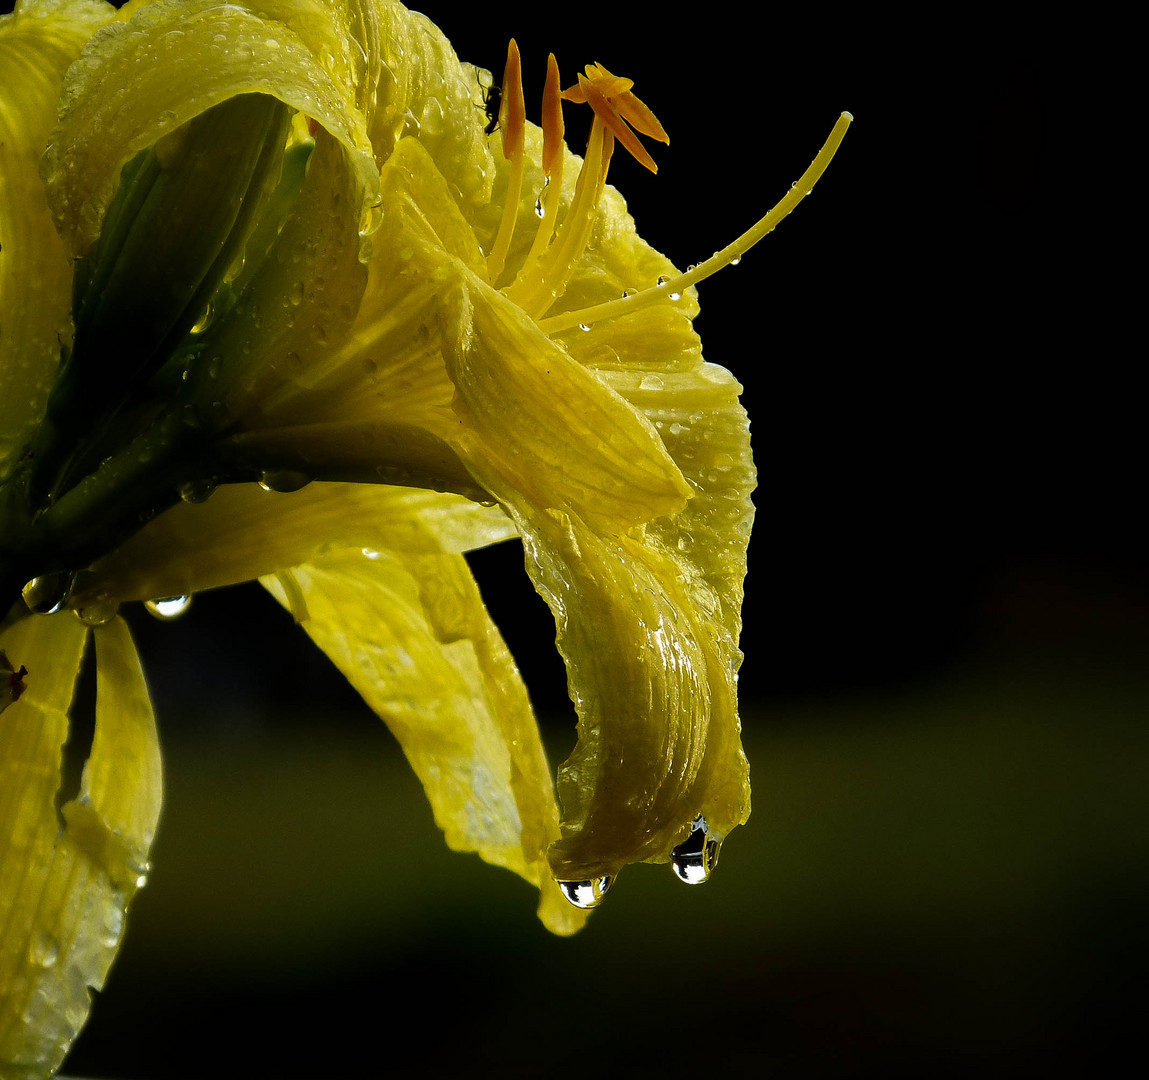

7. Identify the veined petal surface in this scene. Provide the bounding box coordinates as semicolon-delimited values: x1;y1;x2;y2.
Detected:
0;0;114;474
0;614;161;1079
71;482;517;607
42;0;378;256
263;547;586;935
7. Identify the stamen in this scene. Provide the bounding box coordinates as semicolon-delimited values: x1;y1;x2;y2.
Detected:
509;118;610;318
537;112;853;335
561;63;668;173
485;40;526;285
578;75;659;174
506;54;566;301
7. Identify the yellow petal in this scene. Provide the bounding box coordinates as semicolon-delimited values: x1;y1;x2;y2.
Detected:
41;0;378;258
252;136;692;535
0;0;114;472
0;613;161;1077
262;548;587;935
71;482;517;607
368;0;495;215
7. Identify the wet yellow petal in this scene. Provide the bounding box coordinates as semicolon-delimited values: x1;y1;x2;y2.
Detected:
71;482;517;607
492;491;750;883
0;0;114;472
42;0;378;257
0;614;160;1078
262;548;586;935
251;136;692;534
368;0;494;215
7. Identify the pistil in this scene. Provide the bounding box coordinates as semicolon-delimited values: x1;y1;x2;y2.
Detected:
539;111;854;335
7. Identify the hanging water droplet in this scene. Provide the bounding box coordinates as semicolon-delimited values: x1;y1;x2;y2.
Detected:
178;477;217;504
670;816;721;885
668;290;682;301
72;593;119;627
729;255;741;266
257;468;312;493
22;571;76;615
144;595;192;621
656;274;671;286
535;194;545;218
557;876;614;909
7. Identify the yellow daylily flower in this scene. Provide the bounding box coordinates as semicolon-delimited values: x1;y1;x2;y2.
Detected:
0;0;851;1072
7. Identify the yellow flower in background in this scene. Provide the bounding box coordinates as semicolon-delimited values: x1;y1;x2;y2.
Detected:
0;0;850;1072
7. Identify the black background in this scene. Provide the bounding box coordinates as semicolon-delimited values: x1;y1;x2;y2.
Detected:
3;2;1143;1077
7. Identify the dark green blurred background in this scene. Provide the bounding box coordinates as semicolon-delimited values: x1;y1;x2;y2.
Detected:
19;2;1136;1076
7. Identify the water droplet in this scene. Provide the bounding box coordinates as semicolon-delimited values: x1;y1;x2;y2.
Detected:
144;595;192;621
639;374;664;391
578;323;592;332
29;932;59;968
178;477;217;504
535;194;545;218
257;469;312;493
189;299;215;335
558;876;614;909
102;905;124;948
670;816;721;885
359;201;383;237
668;290;682;301
72;593;119;627
621;288;637;299
729;256;741;266
656;274;671;286
22;571;76;615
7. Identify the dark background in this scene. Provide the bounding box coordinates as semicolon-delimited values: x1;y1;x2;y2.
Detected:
3;1;1140;1076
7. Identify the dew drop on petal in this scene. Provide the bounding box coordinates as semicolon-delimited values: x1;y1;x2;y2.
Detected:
28;931;59;969
578;323;593;332
178;477;217;504
557;876;614;909
257;469;312;493
22;571;76;615
72;594;119;627
189;299;216;335
670;816;721;885
144;595;192;621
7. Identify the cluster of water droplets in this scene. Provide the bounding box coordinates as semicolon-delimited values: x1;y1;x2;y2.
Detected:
555;816;722;909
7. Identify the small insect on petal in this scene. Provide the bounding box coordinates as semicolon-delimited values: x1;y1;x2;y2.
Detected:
1;649;29;714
